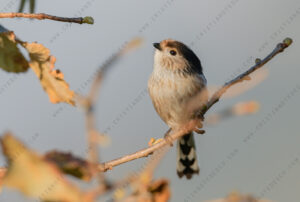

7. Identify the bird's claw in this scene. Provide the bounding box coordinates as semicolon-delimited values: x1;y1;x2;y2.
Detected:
198;113;205;121
164;133;174;147
195;128;205;134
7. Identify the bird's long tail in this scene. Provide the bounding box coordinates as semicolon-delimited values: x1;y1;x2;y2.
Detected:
176;133;199;179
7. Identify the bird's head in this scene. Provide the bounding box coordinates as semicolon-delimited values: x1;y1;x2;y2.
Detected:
153;39;202;74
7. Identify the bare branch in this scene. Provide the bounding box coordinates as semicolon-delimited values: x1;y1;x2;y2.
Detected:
0;13;94;24
98;38;293;172
99;121;202;172
199;38;293;116
75;38;143;192
82;46;125;190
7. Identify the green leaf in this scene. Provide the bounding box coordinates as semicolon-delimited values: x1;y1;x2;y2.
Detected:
0;32;29;73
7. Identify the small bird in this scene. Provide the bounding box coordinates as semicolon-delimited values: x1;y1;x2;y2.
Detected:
148;39;208;179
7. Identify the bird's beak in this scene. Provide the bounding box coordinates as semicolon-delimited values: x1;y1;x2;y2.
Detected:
153;43;162;51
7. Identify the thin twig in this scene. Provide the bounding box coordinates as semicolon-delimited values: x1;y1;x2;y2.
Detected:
98;38;293;172
83;46;124;190
78;38;143;192
80;38;143;166
83;38;142;162
99;122;195;172
199;38;292;116
0;13;94;24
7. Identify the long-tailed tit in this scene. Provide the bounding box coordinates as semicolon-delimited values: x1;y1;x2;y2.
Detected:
148;39;208;179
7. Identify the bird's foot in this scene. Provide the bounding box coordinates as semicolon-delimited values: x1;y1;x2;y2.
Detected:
194;128;205;134
193;118;205;134
164;129;174;147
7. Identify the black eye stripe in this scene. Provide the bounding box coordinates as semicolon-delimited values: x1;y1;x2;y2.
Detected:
170;50;177;56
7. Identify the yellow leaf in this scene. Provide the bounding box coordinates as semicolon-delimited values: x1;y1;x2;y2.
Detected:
24;42;75;105
1;133;90;202
0;32;29;73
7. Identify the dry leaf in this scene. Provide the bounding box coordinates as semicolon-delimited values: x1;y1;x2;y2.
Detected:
0;133;90;202
44;151;96;181
0;32;29;73
119;179;170;202
24;42;75;105
148;179;170;202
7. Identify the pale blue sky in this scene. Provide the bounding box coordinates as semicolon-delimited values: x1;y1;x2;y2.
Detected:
0;0;299;201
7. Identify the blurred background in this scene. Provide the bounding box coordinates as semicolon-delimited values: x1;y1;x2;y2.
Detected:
0;0;299;201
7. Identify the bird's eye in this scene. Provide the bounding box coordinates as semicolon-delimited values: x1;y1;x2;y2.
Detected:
170;50;177;56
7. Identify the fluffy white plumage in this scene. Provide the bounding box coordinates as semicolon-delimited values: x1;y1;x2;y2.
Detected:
148;39;208;179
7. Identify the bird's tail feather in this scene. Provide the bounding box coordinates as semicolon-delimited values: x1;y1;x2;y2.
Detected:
176;133;199;179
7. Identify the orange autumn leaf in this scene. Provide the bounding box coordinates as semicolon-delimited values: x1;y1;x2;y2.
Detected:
24;42;75;105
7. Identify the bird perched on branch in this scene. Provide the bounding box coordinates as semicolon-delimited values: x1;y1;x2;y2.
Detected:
148;39;208;179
